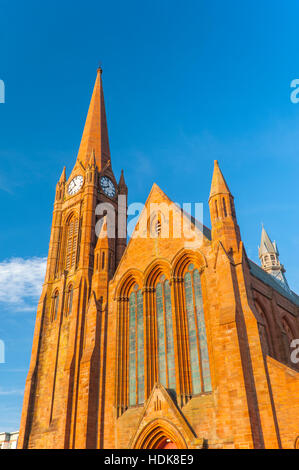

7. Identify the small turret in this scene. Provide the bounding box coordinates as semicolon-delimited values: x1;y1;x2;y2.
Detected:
91;214;115;305
118;169;128;195
85;149;98;186
258;226;289;289
59;166;66;183
56;166;66;201
88;148;97;169
208;160;241;253
116;170;128;266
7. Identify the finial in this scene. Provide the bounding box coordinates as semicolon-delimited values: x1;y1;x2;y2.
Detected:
89;148;96;168
59;166;66;183
209;159;231;200
97;63;103;75
118;168;127;193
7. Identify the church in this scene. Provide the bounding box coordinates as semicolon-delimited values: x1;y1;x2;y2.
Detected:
18;69;299;449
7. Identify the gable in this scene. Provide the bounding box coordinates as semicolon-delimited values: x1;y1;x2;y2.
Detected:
129;384;198;449
114;183;211;279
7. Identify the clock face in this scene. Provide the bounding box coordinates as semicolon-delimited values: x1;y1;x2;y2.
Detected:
67;175;84;195
100;176;116;198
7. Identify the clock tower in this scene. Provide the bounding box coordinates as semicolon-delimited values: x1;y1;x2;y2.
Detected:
18;68;127;449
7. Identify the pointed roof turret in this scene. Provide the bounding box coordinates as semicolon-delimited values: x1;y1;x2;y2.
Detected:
258;226;278;258
88;148;97;168
209;160;231;200
208;160;241;253
118;169;128;194
76;67;110;169
258;225;290;290
95;215;109;250
59;166;66;183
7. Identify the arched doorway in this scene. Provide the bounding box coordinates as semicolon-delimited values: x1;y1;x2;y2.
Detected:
132;419;187;449
157;439;178;449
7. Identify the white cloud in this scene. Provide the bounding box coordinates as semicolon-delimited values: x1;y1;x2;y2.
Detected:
0;387;24;396
0;257;47;311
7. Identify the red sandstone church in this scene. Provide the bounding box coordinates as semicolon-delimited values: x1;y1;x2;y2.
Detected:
18;69;299;449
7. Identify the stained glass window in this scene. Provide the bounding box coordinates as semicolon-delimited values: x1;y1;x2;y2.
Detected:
137;290;144;404
184;267;212;394
156;283;167;387
128;288;144;407
164;281;176;390
156;280;176;391
193;270;212;392
184;272;201;394
128;292;137;406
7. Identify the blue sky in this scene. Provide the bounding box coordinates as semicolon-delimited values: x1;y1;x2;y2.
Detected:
1;0;299;431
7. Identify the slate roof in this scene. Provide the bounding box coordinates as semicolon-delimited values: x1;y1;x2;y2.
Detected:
180;210;298;308
248;259;299;307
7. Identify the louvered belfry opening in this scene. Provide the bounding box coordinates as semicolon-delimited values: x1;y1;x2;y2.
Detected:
65;216;79;271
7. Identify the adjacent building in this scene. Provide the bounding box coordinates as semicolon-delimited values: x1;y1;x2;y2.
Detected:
0;432;19;449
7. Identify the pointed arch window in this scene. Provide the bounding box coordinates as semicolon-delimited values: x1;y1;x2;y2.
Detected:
282;318;294;346
51;290;59;321
255;303;273;357
65;285;73;317
222;197;227;217
258;316;271;356
156;278;176;391
65;215;79;271
215;200;219;218
184;265;212;394
155;219;162;236
149;213;164;238
128;287;144;406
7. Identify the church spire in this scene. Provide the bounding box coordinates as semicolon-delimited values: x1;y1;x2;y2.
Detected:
76;67;110;169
